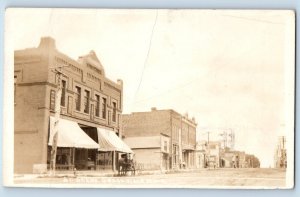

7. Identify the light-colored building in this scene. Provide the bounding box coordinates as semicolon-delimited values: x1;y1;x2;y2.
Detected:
206;141;221;168
195;141;207;168
195;140;221;168
124;134;170;170
14;37;131;173
196;139;260;169
220;148;260;168
122;108;197;170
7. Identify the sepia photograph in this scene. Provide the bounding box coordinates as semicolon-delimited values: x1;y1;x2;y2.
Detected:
3;8;295;188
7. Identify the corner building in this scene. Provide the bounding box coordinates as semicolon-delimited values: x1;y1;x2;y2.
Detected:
14;37;131;173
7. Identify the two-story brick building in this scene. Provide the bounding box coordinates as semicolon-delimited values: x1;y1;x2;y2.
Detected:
122;108;197;170
14;37;132;173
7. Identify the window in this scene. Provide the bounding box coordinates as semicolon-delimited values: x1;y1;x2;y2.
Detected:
209;144;216;149
112;102;117;122
84;90;90;113
60;80;66;106
67;96;72;114
102;97;107;119
75;86;81;111
14;76;17;103
50;90;55;110
95;95;100;117
173;144;178;164
164;141;168;152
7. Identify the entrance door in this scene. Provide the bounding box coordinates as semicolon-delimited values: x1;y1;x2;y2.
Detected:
75;149;88;170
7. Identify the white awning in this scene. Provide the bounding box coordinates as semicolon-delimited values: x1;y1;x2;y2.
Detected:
48;117;99;149
97;127;133;153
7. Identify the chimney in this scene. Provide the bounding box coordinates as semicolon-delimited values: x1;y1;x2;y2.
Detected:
38;37;56;49
117;79;123;86
184;112;189;119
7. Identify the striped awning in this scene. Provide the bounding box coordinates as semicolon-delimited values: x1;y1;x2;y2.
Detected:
48;116;99;149
97;127;133;153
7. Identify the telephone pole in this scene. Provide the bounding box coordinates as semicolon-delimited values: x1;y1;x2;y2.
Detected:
206;131;210;168
49;66;67;175
207;131;210;144
219;130;228;149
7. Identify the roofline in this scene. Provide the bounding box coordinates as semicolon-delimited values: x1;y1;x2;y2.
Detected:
122;109;197;125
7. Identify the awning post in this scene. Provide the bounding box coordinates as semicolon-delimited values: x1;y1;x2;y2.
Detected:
72;147;75;169
113;151;116;172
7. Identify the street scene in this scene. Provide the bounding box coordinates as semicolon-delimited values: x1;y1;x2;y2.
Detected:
7;9;294;188
15;168;286;188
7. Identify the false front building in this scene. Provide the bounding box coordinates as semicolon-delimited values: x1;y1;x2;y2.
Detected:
122;108;197;170
14;37;132;174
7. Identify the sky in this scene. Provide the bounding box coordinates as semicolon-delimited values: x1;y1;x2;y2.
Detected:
6;8;294;167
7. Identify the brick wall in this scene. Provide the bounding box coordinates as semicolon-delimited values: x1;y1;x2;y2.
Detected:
122;110;171;137
14;37;124;173
14;84;50;173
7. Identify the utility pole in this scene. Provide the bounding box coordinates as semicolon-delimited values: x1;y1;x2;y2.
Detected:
219;131;227;149
206;131;210;168
207;131;210;144
49;67;67;175
228;129;235;150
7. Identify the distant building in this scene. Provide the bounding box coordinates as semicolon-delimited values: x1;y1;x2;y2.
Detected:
196;140;221;168
14;37;131;173
220;148;236;168
196;139;260;169
274;136;287;168
122;108;197;170
195;141;207;168
207;141;221;168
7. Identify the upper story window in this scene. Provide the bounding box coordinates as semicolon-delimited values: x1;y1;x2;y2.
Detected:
14;76;17;104
112;102;117;122
84;90;90;113
102;97;107;119
75;86;81;111
95;95;100;117
50;90;56;111
209;144;216;149
164;141;168;152
60;80;66;107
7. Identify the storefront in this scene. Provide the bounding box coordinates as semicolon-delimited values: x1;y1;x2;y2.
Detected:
47;117;99;170
97;127;133;171
47;117;133;171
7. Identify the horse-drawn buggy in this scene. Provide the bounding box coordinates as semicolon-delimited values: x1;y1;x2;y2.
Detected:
118;153;136;176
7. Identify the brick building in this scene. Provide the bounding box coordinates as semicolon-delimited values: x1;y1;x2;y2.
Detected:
14;37;131;173
122;108;197;170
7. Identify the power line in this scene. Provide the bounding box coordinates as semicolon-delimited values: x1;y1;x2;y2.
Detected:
133;10;158;104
